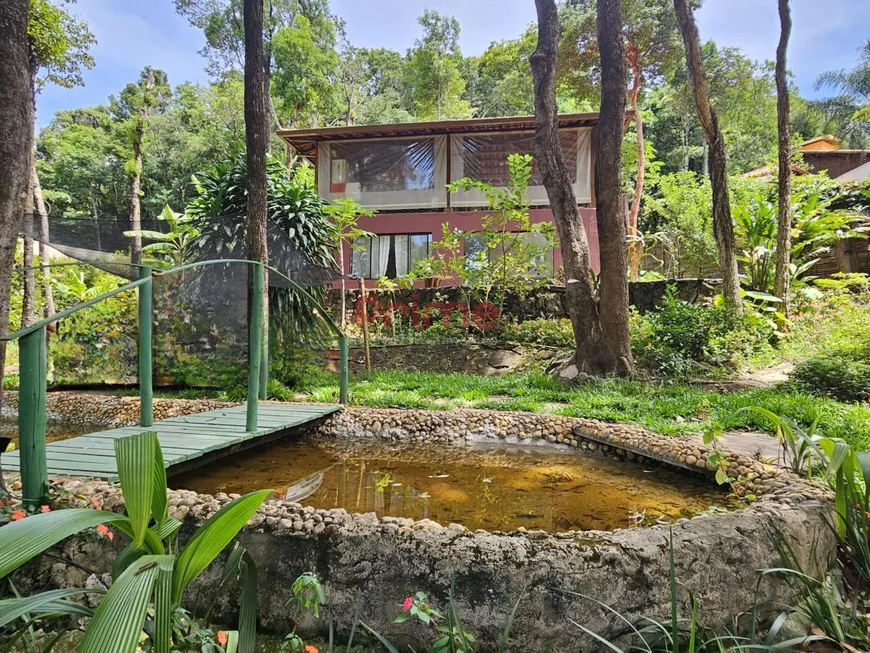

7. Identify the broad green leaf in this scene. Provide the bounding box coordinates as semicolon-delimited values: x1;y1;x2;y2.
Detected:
80;555;174;653
115;432;158;547
151;437;169;528
171;490;271;603
152;555;174;653
0;588;99;628
0;509;126;578
238;549;258;653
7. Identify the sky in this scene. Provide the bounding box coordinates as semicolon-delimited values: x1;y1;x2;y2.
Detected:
35;0;870;129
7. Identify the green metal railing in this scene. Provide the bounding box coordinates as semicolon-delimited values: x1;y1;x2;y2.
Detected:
4;258;349;507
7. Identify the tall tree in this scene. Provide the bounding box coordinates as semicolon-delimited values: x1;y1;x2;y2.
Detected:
816;42;870;148
111;67;170;264
244;0;268;268
406;10;472;120
0;0;35;408
673;0;742;315
562;0;690;280
531;0;631;377
773;0;792;313
27;0;95;324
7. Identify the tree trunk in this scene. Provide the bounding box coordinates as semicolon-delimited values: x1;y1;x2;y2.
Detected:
22;178;35;328
673;0;743;315
531;0;631;377
130;135;143;265
626;44;645;281
244;0;269;267
31;166;55;320
773;0;792;315
0;0;34;413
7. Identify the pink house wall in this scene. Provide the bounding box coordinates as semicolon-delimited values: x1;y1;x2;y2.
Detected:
337;207;600;288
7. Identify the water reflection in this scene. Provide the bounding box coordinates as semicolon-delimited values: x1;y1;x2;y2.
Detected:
179;438;737;532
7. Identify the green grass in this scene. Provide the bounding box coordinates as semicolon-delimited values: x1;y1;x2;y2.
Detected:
289;368;870;450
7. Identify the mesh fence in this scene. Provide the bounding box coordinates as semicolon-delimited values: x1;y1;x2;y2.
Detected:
16;212;344;389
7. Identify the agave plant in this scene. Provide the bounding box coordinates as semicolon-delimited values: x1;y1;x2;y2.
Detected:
0;431;270;653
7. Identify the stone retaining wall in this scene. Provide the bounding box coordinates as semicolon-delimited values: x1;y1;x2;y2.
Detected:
7;396;835;650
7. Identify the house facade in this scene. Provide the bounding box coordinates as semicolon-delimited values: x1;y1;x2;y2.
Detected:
278;114;601;287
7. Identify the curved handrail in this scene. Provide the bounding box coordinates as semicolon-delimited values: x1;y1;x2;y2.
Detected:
3;257;347;342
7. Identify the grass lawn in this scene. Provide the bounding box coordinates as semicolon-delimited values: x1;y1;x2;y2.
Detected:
287;368;870;450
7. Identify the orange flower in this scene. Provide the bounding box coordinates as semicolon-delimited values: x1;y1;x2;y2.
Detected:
11;510;26;521
107;531;114;541
304;645;319;653
40;505;51;513
96;524;109;536
90;497;101;509
216;630;228;646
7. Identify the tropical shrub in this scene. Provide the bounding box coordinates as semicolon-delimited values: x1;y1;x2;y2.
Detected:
630;287;773;378
790;351;870;402
496;318;575;349
0;431;270;653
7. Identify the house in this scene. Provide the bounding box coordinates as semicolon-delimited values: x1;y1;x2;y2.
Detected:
743;135;870;183
278;114;602;287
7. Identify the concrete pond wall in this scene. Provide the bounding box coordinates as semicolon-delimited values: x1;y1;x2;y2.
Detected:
8;397;835;651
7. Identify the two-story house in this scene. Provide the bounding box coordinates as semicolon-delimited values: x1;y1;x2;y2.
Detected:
278;113;602;287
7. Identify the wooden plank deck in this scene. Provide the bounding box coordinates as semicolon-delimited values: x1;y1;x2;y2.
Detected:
0;403;340;481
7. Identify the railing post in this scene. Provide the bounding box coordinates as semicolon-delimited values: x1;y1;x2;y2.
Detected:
338;334;349;405
19;326;48;508
246;262;264;431
138;266;153;427
259;295;268;401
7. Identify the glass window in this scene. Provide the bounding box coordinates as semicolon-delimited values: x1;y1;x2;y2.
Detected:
463;232;553;278
319;137;448;210
351;234;432;279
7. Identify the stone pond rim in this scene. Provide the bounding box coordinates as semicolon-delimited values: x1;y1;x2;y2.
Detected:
6;393;836;651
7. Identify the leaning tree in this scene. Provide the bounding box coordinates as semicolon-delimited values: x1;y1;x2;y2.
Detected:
531;0;632;377
673;0;743;315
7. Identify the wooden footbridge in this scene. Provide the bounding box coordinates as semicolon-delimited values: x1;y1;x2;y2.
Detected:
2;260;349;503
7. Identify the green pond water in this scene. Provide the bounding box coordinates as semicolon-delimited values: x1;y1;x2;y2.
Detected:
177;437;738;532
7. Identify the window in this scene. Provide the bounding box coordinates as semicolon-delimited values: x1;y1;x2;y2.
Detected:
318;137;447;210
450;128;592;206
463;232;554;278
351;234;432;279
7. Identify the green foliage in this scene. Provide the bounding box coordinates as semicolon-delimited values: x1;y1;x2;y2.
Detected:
28;0;96;95
791;352;870;403
406;154;556;333
495;318;575;349
815;42;870;149
630;287;773;378
290;572;326;619
124;205;201;268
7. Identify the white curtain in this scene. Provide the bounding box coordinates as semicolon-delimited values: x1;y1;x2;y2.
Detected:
377;236;390;278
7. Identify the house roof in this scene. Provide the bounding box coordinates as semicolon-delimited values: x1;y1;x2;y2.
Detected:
278;112;608;158
837;159;870;182
742;163;810;181
800;134;840;151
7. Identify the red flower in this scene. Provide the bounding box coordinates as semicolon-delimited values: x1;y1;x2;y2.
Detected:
11;510;26;521
96;524;110;537
216;630;228;646
40;505;51;513
402;597;413;612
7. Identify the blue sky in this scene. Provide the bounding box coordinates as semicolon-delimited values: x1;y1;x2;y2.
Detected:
36;0;870;128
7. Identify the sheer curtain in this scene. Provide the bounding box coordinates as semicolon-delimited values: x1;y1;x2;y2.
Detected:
377;236;390;278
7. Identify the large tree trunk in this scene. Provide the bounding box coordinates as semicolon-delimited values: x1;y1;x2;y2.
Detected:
22;176;35;328
244;0;269;266
773;0;792;315
626;44;645;281
531;0;631;377
0;0;34;413
129;136;143;265
673;0;742;315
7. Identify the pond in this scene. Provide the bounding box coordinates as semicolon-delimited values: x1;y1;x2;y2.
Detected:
177;437;738;532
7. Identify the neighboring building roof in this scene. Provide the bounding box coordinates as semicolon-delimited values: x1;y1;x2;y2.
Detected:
279;112;606;159
800;134;840;151
742;163;809;181
837;159;870;182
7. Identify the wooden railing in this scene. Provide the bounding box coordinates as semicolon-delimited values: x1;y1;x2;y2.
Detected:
3;259;349;507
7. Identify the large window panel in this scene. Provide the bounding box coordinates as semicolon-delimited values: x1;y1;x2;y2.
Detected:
463;232;554;278
351;233;432;279
450;128;592;207
319;137;447;210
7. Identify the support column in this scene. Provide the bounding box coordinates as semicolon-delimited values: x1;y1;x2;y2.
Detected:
18;326;48;507
339;333;349;405
138;267;153;427
246;262;265;431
